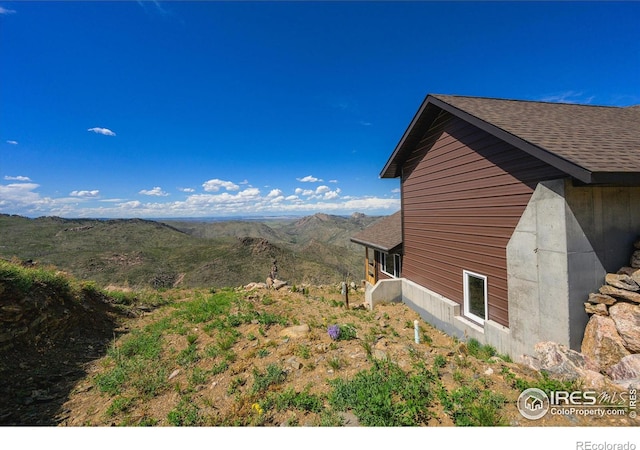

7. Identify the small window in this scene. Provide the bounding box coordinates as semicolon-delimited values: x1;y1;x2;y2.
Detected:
376;251;387;272
463;270;488;325
378;251;400;278
393;254;402;278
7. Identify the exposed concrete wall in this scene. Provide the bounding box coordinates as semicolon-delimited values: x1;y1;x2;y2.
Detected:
365;278;403;309
564;182;640;349
507;179;640;356
507;180;573;358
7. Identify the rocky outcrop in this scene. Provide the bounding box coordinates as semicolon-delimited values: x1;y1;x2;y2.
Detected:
581;238;640;385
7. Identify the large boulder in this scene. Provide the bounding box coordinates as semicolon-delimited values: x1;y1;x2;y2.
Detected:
581;315;631;372
609;302;640;353
533;341;598;380
606;354;640;381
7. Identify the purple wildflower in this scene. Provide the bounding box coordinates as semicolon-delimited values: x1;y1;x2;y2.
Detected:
328;324;341;340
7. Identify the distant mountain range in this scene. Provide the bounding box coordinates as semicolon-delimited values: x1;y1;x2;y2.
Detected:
0;212;383;289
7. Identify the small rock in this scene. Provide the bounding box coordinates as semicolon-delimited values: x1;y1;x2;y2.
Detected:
168;369;181;380
599;285;640;303
484;367;494;376
338;411;361;427
587;293;617;305
372;349;389;361
285;357;303;370
605;273;639;291
273;279;288;290
584;302;608;315
279;324;310;339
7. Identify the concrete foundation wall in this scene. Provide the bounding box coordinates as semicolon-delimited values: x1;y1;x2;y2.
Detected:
507;179;640;356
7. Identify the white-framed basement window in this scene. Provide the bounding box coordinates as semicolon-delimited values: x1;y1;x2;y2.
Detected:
463;270;488;325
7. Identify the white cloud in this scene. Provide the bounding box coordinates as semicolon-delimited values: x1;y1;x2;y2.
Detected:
4;175;31;181
323;191;340;200
391;188;401;193
118;200;142;209
329;179;338;183
179;187;195;193
6;140;18;145
297;175;323;183
295;188;314;196
70;190;100;198
266;189;283;198
0;6;16;14
139;186;169;196
0;182;40;201
87;127;116;136
202;179;240;192
0;174;400;218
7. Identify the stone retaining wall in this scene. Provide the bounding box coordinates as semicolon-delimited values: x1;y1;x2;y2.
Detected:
581;239;640;386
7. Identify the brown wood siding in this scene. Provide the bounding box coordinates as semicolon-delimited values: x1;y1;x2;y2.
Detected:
401;112;565;327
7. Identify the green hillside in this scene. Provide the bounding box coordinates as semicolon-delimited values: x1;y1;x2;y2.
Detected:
0;213;380;289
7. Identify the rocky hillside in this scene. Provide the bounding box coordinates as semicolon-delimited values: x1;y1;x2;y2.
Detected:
0;213;380;289
4;260;635;427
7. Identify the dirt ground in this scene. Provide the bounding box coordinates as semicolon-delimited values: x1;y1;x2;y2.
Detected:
2;284;637;428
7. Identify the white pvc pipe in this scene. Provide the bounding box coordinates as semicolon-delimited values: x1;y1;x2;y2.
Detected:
414;320;420;344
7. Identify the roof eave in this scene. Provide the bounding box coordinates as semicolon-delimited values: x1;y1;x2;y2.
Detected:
585;172;640;186
349;237;402;253
380;94;439;179
381;94;598;184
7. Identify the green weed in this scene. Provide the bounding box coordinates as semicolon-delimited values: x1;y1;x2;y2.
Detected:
328;360;434;426
167;396;201;426
251;364;287;394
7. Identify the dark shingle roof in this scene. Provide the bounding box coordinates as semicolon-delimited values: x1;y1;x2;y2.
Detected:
381;94;640;184
350;211;402;252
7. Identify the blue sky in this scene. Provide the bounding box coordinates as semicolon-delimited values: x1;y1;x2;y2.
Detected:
1;1;639;219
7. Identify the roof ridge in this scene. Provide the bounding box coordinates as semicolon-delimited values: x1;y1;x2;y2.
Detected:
430;93;626;109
